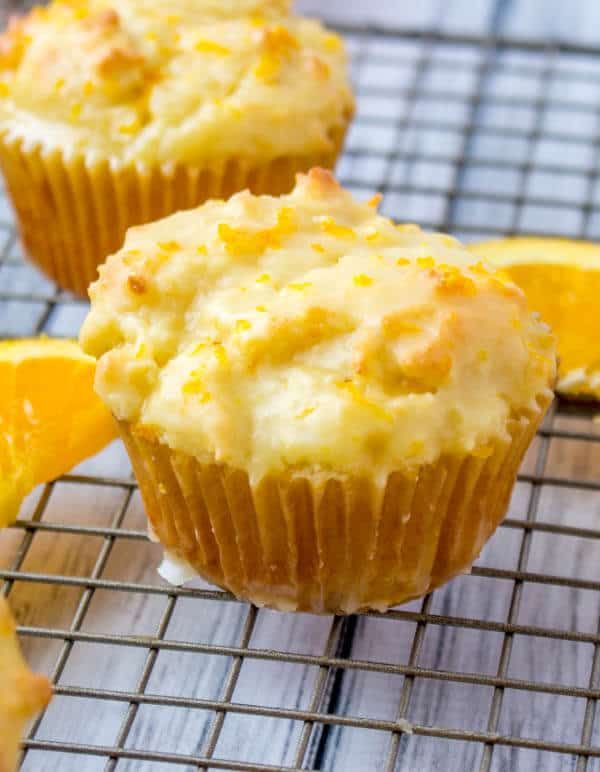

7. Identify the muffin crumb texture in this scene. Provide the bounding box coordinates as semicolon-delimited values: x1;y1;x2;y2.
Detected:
0;0;352;164
81;169;556;482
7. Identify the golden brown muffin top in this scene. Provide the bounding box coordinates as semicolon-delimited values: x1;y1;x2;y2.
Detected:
0;0;353;164
81;170;556;481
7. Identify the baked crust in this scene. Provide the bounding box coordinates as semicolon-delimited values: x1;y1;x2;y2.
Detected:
81;169;556;481
0;1;353;164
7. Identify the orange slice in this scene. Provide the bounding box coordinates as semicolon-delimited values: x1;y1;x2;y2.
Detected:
0;596;52;772
469;237;600;400
0;338;117;526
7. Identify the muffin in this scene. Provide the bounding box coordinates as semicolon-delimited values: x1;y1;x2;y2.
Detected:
0;597;52;772
80;169;556;614
0;0;353;296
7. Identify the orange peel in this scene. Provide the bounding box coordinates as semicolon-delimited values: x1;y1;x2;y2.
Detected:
469;237;600;400
0;596;52;772
0;338;117;525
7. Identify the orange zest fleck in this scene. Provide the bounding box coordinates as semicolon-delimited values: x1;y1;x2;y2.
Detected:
118;119;140;134
288;282;312;291
212;343;228;365
195;39;231;56
335;379;393;423
250;12;266;27
388;320;423;335
296;406;316;419
218;222;272;257
435;266;477;296
219;208;296;258
254;25;299;82
320;217;356;240
254;53;280;81
182;372;211;402
157;240;181;252
262;25;299;56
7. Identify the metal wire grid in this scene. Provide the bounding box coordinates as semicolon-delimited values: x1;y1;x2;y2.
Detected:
1;16;600;772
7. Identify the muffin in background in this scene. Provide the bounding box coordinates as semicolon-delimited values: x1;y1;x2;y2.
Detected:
115;0;293;19
80;169;556;614
0;0;353;295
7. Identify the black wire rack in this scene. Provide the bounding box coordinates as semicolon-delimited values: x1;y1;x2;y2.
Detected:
2;12;600;772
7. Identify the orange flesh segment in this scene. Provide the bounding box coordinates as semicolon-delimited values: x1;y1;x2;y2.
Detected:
0;596;52;771
503;263;600;379
0;339;117;525
469;237;600;399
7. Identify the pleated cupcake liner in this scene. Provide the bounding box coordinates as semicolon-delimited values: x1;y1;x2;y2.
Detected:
0;120;349;297
118;397;549;614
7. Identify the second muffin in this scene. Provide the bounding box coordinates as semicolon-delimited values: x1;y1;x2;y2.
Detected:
0;0;353;294
81;169;556;613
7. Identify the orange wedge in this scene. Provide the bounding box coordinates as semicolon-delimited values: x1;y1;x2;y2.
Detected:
0;338;117;526
469;237;600;400
0;596;52;772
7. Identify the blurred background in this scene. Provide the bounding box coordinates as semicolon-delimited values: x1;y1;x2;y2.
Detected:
299;1;600;46
4;0;600;45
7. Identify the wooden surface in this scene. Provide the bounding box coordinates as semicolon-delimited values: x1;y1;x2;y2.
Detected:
1;1;600;771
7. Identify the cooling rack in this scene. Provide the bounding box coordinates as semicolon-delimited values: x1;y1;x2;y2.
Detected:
2;10;600;772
